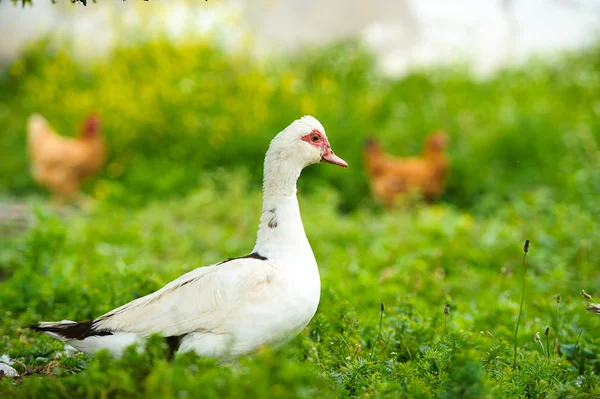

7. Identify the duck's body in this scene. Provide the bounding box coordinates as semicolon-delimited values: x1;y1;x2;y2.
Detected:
26;116;347;359
53;254;318;359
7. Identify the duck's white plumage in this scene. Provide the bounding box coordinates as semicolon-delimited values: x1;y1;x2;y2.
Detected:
27;115;347;360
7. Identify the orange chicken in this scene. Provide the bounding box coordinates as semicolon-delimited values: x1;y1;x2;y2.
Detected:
27;113;105;203
363;132;449;206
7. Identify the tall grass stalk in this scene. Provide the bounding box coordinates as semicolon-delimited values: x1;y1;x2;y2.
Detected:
443;304;450;337
555;294;561;356
513;239;530;369
545;327;550;361
369;303;385;361
535;332;545;356
575;328;584;350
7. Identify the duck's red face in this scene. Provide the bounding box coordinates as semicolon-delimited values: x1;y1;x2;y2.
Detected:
301;129;348;168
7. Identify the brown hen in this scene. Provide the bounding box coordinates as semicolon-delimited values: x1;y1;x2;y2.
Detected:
363;132;449;207
27;113;105;203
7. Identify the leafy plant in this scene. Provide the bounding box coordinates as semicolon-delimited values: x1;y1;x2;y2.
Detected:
0;32;599;397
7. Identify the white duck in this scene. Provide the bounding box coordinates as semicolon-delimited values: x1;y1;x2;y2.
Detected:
26;116;347;360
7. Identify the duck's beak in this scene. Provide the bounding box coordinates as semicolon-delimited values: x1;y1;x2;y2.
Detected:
321;148;348;168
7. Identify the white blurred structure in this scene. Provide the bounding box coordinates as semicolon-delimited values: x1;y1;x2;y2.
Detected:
0;354;18;378
0;0;599;75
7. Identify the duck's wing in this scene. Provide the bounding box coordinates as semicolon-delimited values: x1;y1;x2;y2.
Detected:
91;257;273;337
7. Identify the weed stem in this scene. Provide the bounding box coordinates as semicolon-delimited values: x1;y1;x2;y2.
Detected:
575;329;583;350
443;304;450;338
513;240;529;369
545;327;550;361
555;295;561;357
369;303;385;361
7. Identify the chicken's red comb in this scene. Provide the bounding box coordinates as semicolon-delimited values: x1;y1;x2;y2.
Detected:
81;114;101;137
427;131;448;148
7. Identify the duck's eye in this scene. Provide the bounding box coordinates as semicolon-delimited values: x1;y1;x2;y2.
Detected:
311;134;320;143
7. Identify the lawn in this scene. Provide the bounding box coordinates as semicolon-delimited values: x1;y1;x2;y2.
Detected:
0;34;599;398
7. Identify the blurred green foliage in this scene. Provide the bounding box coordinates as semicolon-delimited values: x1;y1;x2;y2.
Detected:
0;34;599;397
1;38;598;211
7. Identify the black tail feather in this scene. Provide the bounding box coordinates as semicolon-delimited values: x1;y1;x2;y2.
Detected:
25;320;113;340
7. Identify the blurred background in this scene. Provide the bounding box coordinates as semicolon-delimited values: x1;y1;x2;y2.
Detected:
0;0;599;212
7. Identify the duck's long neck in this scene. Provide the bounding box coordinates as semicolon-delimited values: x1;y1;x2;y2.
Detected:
252;155;313;261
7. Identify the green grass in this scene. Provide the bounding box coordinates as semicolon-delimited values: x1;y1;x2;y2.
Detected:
1;173;599;397
0;34;599;397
